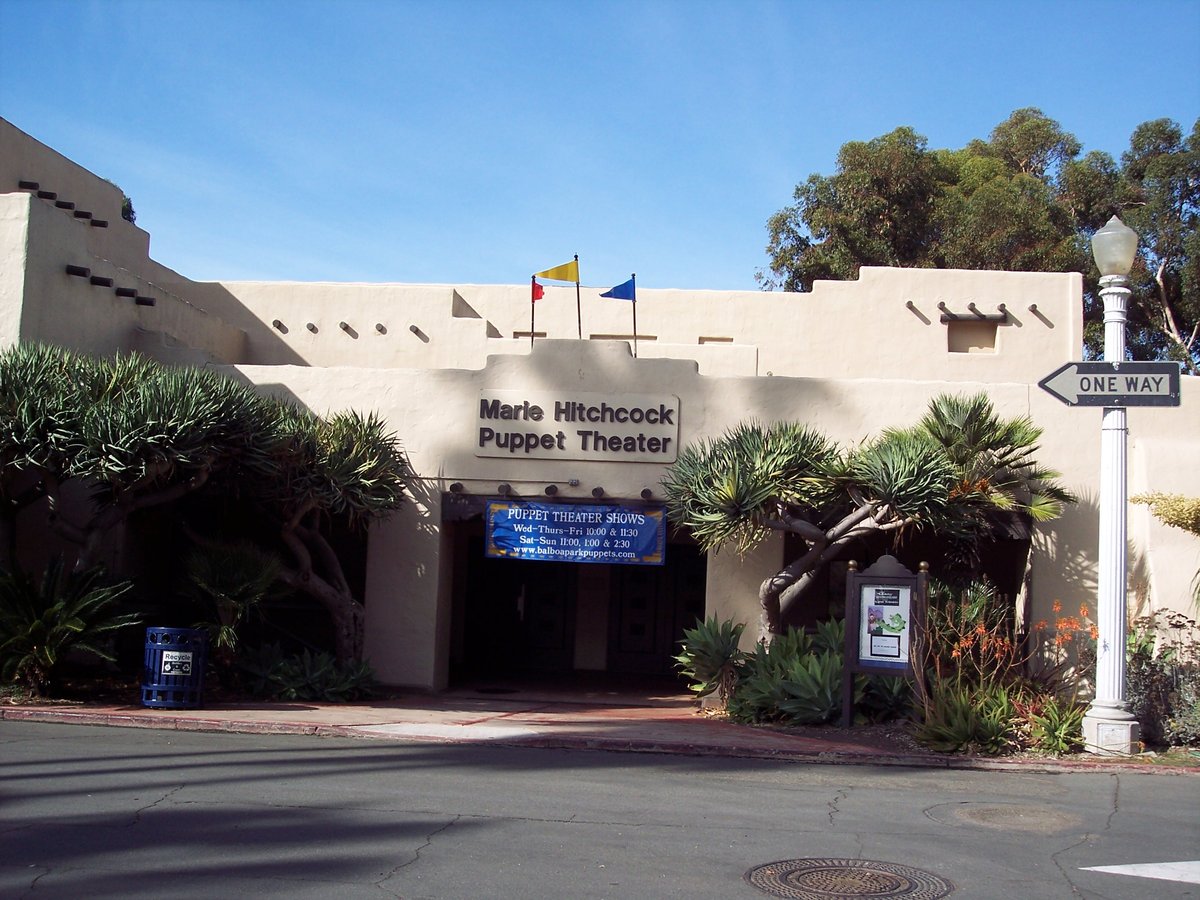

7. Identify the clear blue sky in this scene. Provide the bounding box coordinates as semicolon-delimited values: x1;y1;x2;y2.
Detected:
2;0;1197;290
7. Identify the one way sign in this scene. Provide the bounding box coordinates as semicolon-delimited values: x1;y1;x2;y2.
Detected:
1038;361;1181;407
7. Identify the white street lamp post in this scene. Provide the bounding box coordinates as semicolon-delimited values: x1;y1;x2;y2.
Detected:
1081;215;1141;755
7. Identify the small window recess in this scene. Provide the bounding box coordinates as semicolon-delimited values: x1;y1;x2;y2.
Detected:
947;320;998;353
513;331;547;340
699;336;733;344
938;301;1007;354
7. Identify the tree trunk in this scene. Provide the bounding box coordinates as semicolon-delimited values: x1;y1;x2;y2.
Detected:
278;563;365;664
757;580;782;647
756;506;905;643
279;522;365;664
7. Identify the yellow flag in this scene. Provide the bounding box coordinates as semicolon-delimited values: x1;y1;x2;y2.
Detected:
535;259;579;282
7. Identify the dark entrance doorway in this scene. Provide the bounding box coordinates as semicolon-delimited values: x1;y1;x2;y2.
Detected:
449;521;705;684
607;542;706;674
459;541;578;674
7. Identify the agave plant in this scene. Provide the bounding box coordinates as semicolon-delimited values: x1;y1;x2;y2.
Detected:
0;558;140;696
859;674;914;723
725;628;815;723
673;616;746;708
811;617;845;656
915;680;1016;755
238;643;376;702
776;650;856;725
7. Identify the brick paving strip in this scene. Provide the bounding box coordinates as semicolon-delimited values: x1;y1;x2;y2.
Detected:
4;700;1197;776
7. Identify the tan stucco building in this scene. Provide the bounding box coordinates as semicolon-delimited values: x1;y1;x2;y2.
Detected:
2;117;1196;690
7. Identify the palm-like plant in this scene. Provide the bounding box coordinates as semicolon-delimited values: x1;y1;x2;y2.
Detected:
912;393;1075;573
250;406;413;663
183;540;283;659
0;344;282;569
0;344;413;665
663;422;840;555
0;558;139;696
663;394;1070;644
916;393;1074;523
664;419;957;642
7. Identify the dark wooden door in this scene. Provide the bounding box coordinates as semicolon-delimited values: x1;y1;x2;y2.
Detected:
607;544;706;674
463;538;576;674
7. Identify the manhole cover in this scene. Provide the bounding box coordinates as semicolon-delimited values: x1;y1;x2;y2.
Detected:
745;858;954;899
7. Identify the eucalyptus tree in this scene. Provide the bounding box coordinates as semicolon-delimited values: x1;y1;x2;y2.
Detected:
662;394;1071;644
1115;118;1199;373
761;108;1199;372
762;126;947;291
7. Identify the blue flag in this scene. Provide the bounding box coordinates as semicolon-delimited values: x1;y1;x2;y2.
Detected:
600;275;636;301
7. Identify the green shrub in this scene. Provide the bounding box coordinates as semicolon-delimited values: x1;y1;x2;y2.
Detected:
911;576;1096;756
1127;611;1200;747
1164;679;1200;747
673;616;746;707
776;650;856;725
726;639;796;723
921;578;1023;692
0;559;140;696
724;626;859;726
859;674;914;723
240;643;376;702
1027;694;1085;755
916;681;1014;755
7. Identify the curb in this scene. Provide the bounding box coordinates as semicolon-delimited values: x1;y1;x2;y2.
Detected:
4;706;1198;776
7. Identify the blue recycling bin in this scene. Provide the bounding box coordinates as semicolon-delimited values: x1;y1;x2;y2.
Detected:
142;627;207;708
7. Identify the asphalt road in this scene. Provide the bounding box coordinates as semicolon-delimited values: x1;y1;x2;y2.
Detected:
1;721;1197;899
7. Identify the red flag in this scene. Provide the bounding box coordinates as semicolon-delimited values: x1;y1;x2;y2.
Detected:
531;277;544;301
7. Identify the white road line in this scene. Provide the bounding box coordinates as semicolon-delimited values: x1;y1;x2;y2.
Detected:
1081;861;1200;885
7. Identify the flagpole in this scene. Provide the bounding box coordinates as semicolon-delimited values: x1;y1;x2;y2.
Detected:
573;254;581;340
630;274;638;358
530;276;536;349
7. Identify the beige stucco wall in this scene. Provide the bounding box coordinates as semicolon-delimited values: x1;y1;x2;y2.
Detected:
195;266;1083;384
232;342;1198;689
0;117;157;275
1128;430;1200;619
3;190;245;364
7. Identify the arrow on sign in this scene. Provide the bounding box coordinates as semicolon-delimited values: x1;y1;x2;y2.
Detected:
1038;361;1181;407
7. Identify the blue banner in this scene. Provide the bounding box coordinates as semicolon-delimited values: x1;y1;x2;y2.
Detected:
486;501;665;566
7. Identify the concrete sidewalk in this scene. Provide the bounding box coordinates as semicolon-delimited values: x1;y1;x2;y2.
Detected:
4;683;1198;775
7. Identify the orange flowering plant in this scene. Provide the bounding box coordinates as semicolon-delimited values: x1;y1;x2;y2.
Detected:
1024;599;1098;681
913;579;1092;755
